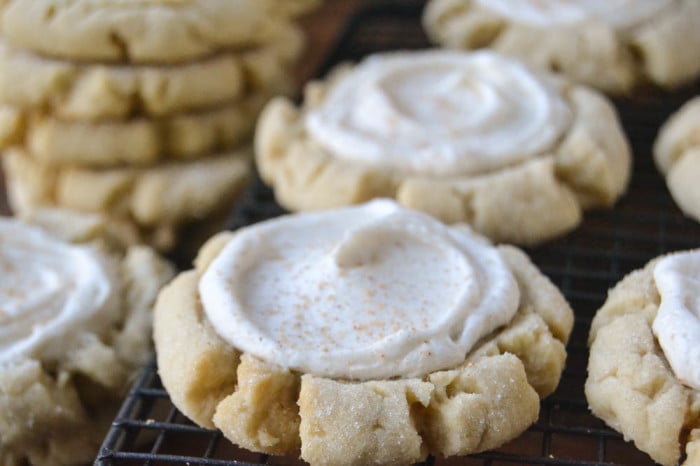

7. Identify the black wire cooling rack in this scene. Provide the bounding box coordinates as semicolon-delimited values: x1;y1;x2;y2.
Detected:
96;1;700;465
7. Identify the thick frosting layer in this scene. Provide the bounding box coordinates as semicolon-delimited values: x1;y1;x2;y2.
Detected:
653;251;700;390
0;219;118;363
304;51;572;177
200;200;520;380
475;0;673;29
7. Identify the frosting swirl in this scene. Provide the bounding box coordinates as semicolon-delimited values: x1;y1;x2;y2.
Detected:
653;251;700;390
475;0;673;29
305;51;572;177
199;200;520;380
0;219;118;363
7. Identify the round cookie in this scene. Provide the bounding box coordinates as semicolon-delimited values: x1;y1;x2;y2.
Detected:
0;42;246;120
654;96;700;222
0;94;266;168
586;250;700;466
423;0;700;95
0;211;173;466
2;148;252;251
154;200;574;465
256;50;631;245
0;24;303;121
0;0;289;64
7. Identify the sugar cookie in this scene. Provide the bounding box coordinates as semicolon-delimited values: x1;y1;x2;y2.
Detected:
0;0;286;64
0;212;172;466
424;0;700;94
654;96;700;222
155;200;574;465
256;50;631;244
587;250;700;466
2;148;252;251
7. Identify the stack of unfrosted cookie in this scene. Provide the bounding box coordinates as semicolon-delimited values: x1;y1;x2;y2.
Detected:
0;0;305;251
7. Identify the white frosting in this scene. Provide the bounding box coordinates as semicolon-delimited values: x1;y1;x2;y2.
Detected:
0;218;118;363
200;200;520;380
475;0;673;29
653;251;700;390
305;51;572;177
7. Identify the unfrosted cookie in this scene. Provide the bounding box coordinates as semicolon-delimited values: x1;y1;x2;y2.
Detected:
256;50;631;245
0;43;246;120
423;0;700;95
0;25;303;121
0;95;266;168
2;148;252;251
0;0;291;65
0;211;173;466
155;200;574;465
586;250;700;466
654;96;700;222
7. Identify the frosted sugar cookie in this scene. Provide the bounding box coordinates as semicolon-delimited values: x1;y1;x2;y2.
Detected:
2;148;252;251
155;200;574;465
0;211;173;466
256;50;631;245
654;96;700;222
586;250;700;466
0;0;286;64
0;94;266;168
424;0;700;94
